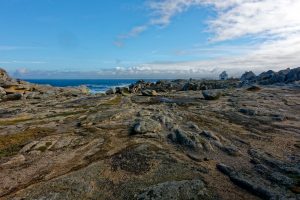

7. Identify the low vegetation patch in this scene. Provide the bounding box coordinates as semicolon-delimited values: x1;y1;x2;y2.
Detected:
102;95;122;106
0;116;32;126
0;127;55;158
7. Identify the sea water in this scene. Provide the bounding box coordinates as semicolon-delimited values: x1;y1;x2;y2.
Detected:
25;79;157;93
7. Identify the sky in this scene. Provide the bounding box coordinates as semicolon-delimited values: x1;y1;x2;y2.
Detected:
1;0;300;79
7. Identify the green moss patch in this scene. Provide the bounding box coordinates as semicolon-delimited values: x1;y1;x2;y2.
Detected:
0;117;32;126
102;95;122;106
0;127;55;158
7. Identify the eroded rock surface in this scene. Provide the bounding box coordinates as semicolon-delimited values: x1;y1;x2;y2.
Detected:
0;68;299;200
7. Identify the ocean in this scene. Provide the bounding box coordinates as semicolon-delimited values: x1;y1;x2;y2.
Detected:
25;79;157;93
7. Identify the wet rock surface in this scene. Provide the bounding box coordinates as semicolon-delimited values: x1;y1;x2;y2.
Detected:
0;67;300;200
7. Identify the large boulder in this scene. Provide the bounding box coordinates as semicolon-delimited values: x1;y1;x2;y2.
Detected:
276;68;291;82
257;70;277;85
286;67;300;83
219;71;228;80
2;93;22;101
182;82;199;91
105;88;116;95
202;89;222;100
115;87;130;95
0;68;11;82
240;71;257;83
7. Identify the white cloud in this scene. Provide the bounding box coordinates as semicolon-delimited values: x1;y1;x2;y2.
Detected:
207;0;300;42
145;0;300;41
117;0;300;74
119;25;148;39
115;25;148;47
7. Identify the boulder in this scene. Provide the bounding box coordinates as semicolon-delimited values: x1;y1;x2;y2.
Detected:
274;68;291;83
0;86;6;98
254;68;300;85
240;71;256;83
116;87;130;95
202;90;222;100
141;89;158;96
257;70;278;85
2;93;22;101
219;71;228;80
168;129;197;149
0;68;11;83
24;92;41;100
286;67;300;83
132;118;162;134
105;88;116;95
129;83;142;93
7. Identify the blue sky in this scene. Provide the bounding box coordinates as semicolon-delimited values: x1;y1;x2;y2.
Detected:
1;0;300;78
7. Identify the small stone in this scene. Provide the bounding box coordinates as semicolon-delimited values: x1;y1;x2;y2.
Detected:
271;114;286;121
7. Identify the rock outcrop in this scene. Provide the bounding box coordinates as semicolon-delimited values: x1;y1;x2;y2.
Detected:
219;71;228;80
0;68;89;102
240;67;300;86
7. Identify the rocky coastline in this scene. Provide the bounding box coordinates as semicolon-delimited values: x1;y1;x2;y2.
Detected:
0;67;299;200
